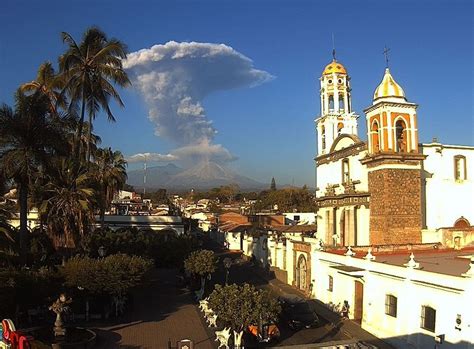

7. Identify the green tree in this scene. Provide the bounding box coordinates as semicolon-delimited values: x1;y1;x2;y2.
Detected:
20;61;65;116
208;283;280;344
184;249;217;277
94;147;127;227
270;177;276;191
59;27;130;161
0;92;65;260
40;158;95;248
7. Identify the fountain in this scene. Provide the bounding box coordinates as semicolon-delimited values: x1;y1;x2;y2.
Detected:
2;294;97;349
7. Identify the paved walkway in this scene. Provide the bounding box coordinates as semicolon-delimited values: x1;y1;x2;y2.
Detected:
94;268;215;349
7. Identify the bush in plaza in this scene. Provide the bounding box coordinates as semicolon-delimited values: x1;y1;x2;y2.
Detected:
184;249;217;277
62;253;153;317
63;253;152;295
82;227;199;268
208;283;281;343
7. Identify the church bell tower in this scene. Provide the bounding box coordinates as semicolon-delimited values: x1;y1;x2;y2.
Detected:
361;60;426;245
315;55;359;156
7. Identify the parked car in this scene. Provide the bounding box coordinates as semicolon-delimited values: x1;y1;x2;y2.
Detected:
279;296;320;330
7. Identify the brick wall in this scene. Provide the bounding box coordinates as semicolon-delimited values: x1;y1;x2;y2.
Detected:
368;167;422;244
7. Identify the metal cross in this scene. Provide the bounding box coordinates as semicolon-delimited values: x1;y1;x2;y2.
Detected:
332;33;336;60
383;46;391;68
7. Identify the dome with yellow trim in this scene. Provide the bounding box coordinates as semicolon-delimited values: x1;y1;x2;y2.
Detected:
322;59;347;75
373;68;406;103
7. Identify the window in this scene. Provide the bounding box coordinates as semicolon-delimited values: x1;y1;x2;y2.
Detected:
342;159;350;183
321;126;326;150
454;155;467;181
293;215;300;222
421;306;436;332
338;94;344;111
329;95;334;111
385;294;397;317
395;119;407;152
328;275;333;292
371;121;380;152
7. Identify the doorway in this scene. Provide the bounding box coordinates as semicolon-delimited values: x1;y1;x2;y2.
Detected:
354;280;364;323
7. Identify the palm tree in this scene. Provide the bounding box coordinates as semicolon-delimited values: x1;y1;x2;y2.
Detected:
40;158;95;249
59;27;130;162
20;61;65;116
94;147;127;227
0;91;66;260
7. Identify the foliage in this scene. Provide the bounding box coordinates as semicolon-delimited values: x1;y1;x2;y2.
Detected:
144;188;169;205
82;228;198;267
193;184;240;204
254;187;317;212
59;27;130;160
208;283;281;331
62;253;152;296
184;249;217;277
0;267;63;320
0;91;66;258
270;177;276;191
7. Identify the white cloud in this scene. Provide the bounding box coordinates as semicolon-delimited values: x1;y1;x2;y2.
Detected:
123;41;273;163
171;140;238;164
126;152;178;163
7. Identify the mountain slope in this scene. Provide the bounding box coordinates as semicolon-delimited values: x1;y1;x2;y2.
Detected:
126;161;263;190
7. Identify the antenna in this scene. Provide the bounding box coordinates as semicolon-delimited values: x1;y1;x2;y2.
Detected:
383;45;391;68
143;154;147;196
332;33;336;61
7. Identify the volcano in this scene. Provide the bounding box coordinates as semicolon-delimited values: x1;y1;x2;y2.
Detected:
127;161;263;190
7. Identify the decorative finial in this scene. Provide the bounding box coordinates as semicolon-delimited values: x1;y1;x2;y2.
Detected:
404;252;420;269
364;247;376;261
332;33;336;61
383;45;391;68
345;246;355;257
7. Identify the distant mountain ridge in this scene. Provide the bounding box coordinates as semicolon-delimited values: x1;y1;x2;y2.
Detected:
127;161;264;190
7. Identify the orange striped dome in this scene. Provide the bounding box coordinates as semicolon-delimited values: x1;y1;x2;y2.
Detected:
373;68;406;101
323;60;347;75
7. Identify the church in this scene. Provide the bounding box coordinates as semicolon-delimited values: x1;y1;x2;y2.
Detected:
314;56;474;248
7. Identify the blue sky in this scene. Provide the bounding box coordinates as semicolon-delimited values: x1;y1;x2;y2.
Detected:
1;0;473;187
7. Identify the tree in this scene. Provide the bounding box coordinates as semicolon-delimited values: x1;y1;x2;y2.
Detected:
208;283;281;345
20;61;65;116
40;158;95;248
93;147;127;227
184;249;217;277
59;27;130;161
270;177;276;191
0;91;65;260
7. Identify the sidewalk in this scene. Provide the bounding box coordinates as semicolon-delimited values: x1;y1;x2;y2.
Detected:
254;268;394;349
94;268;215;349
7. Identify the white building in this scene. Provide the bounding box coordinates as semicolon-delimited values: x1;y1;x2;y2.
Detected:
314;57;474;248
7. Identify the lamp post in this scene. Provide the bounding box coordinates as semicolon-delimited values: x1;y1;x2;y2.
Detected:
98;246;106;258
223;257;232;285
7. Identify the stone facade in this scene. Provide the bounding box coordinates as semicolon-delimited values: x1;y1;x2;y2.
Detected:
367;165;423;244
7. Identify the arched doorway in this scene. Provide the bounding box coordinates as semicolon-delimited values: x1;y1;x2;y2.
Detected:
296;254;307;291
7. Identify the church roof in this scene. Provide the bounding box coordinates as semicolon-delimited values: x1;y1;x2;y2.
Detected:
373;68;406;102
322;59;347;75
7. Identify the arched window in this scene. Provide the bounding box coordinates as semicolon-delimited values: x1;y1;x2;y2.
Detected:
329;95;334;111
395;119;407;152
371;120;380;153
321;126;326;151
338;94;344;111
454;155;467;181
342;159;350;183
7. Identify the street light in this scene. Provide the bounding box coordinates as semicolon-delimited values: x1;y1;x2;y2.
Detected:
98;246;106;258
223;257;232;285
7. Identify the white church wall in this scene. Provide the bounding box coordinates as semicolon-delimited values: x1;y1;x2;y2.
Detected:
421;143;474;229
